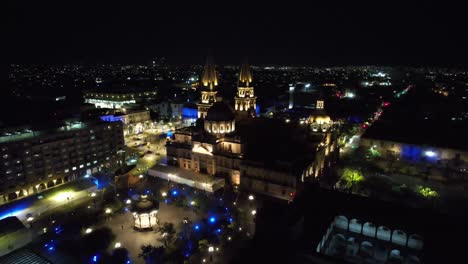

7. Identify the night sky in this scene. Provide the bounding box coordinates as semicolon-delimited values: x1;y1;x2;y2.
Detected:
6;1;468;66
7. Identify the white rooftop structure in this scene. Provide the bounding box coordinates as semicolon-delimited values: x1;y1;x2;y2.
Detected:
148;164;225;193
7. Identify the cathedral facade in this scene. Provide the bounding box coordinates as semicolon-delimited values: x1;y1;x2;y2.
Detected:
165;58;339;200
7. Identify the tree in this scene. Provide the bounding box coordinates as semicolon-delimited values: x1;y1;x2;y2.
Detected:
139;245;165;264
198;239;209;251
158;222;176;247
340;168;364;193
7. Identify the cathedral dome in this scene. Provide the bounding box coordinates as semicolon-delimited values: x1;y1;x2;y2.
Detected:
206;102;235;122
309;109;331;124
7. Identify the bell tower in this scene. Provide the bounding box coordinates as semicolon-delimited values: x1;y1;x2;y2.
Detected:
234;59;256;116
197;56;218;118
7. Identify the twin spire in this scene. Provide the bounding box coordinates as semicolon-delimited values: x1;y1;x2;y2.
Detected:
201;56;253;90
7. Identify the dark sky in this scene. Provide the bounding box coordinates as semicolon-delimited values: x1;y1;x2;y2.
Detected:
5;1;468;66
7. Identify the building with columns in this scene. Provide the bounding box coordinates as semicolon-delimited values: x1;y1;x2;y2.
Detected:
162;58;339;200
0;120;124;205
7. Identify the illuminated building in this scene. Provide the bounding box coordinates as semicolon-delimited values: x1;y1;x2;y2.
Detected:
131;196;159;230
100;110;152;135
197;56;218;118
0;120;124;205
159;57;340;200
361;120;468;179
83;89;157;109
308;97;335;132
234;61;257;117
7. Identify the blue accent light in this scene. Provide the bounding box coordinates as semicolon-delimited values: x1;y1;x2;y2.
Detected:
92;255;98;262
172;190;178;196
48;246;55;251
229;218;233;223
99;115;123;123
194;225;200;230
209;217;216;224
182;107;198;118
216;228;221;233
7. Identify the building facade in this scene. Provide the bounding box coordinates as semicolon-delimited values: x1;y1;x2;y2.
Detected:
100;110;152;135
162;58;340;200
0;120;125;204
83;90;157;109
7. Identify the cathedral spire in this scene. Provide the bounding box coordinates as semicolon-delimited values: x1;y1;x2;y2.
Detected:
201;56;218;90
239;58;253;87
235;58;256;116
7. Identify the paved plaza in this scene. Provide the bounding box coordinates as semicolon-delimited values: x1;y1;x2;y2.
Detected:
101;203;204;264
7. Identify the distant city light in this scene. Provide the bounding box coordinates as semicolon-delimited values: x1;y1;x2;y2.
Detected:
424;150;437;158
105;208;112;214
190;201;196;206
126;199;132;204
305;83;311;88
90;192;96;197
346;92;355;98
251;210;256;215
248;195;254;201
161;192;167;197
228;236;232;241
208;246;214;252
85;228;93;234
114;242;121;248
27;216;34;222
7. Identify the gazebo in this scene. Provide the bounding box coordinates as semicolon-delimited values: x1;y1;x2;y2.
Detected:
131;195;159;230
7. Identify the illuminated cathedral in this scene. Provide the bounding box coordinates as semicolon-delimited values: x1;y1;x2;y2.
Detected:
163;57;339;200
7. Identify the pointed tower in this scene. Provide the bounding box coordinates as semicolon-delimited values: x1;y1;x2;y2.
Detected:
197;56;219;118
234;59;256;116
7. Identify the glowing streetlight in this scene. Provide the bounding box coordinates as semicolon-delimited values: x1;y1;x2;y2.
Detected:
251;210;256;215
105;208;112;214
161;192;167;197
90;192;97;197
228;236;232;241
139;175;144;179
208;246;214;252
190;201;195;206
248;195;254;201
126;199;132;204
114;242;121;248
85;228;93;234
27;217;34;222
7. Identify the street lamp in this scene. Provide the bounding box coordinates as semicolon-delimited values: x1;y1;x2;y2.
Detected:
208;246;214;252
114;242;121;248
248;195;254;201
105;208;112;214
251;210;256;215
